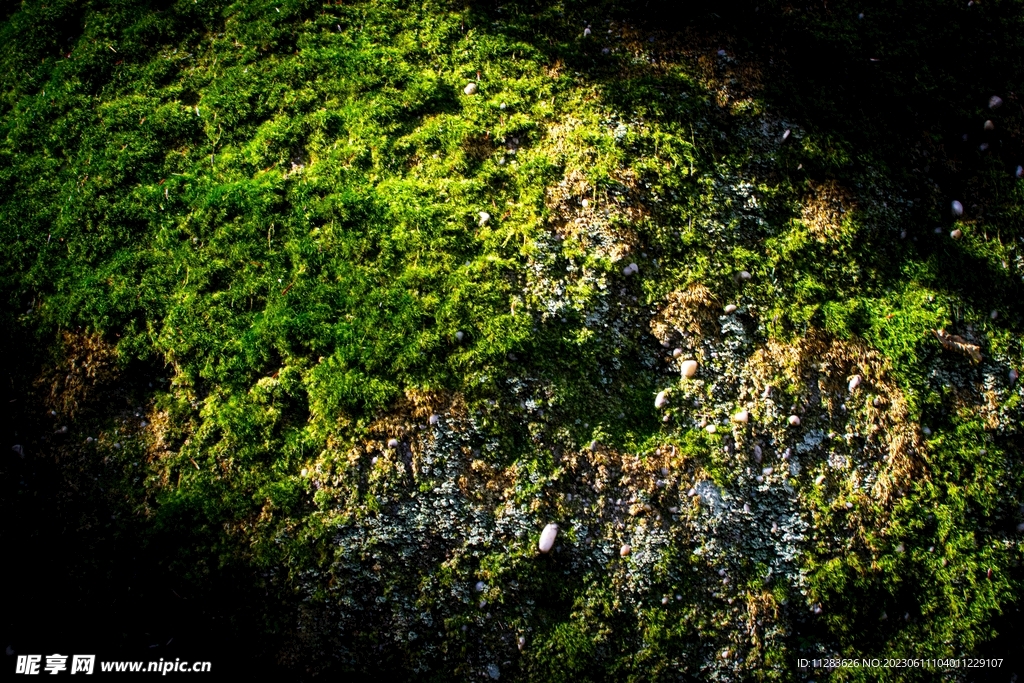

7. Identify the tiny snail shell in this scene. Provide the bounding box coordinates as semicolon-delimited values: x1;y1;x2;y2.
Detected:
787;415;801;426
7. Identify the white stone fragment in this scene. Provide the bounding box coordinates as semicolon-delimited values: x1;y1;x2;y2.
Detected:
989;95;1003;109
475;581;487;592
680;360;698;378
705;424;717;434
464;82;478;95
951;228;962;239
583;27;591;37
672;348;683;358
984;120;995;131
429;414;440;425
781;129;791;142
738;270;752;281
951;200;963;217
655;390;669;409
732;410;749;424
387;438;400;449
724;304;737;314
848;374;862;392
478;211;490;226
787;415;801;426
619;544;631;557
455;331;465;342
538;523;559;553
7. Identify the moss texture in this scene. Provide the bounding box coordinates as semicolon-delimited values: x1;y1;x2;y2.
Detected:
2;0;1023;680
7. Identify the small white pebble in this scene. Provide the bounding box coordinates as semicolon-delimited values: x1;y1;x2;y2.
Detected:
951;228;962;239
738;270;752;281
951;200;963;217
455;331;465;342
723;304;737;314
781;129;791;142
478;211;490;226
990;310;999;320
848;374;862;392
1010;369;1019;383
680;360;698;378
989;95;1003;109
429;414;440;425
845;501;853;509
705;424;717;434
475;581;487;592
753;445;762;461
301;468;308;476
619;544;631;557
655;390;669;409
984;119;995;131
538;523;559;553
464;82;478;95
387;438;400;449
815;474;826;485
895;543;905;553
922;426;932;436
787;415;801;426
762;467;773;476
732;409;749;424
672;348;682;358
